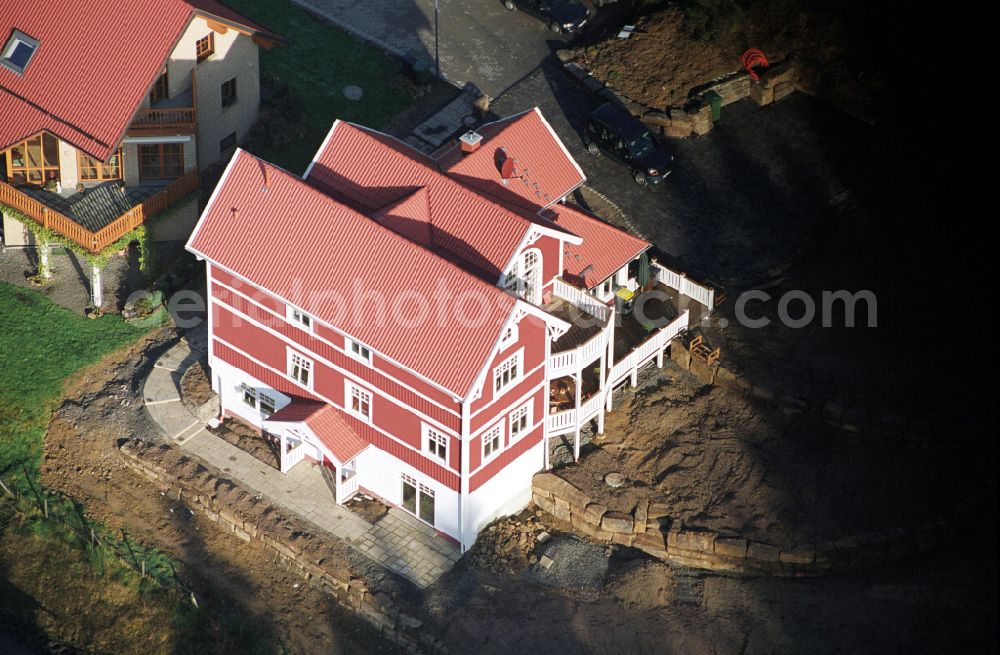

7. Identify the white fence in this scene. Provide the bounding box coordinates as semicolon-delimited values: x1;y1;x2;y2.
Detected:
282;442;307;473
608;309;689;388
552;278;612;322
655;265;715;311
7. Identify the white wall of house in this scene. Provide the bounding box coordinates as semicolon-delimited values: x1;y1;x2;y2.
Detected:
212;355;291;429
358;446;461;542
463;439;544;548
170;17;261;169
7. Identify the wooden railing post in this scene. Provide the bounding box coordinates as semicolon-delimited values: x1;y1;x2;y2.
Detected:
42;207;49;230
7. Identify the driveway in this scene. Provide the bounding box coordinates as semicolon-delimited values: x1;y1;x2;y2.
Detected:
291;0;628;97
489;59;887;286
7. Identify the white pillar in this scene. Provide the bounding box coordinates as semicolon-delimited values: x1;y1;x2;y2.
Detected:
90;263;103;308
280;430;287;473
38;240;51;279
605;306;616;412
573;370;582;461
657;348;664;368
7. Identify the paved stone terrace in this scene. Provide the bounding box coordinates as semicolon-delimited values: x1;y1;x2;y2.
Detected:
142;333;461;588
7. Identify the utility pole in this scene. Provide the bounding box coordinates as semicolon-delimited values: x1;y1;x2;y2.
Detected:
434;0;440;79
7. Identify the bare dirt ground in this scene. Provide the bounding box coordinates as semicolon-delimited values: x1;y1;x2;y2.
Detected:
208;418;282;471
555;361;985;546
35;329;398;654
179;358;214;411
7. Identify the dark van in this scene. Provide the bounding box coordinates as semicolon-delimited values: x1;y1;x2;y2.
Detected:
584;103;674;185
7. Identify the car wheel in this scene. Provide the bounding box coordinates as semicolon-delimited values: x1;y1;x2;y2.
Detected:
633;170;648;186
504;0;514;9
587;142;600;156
550;21;563;33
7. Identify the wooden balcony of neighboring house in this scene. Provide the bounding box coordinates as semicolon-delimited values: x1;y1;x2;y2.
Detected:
0;171;199;253
128;85;197;136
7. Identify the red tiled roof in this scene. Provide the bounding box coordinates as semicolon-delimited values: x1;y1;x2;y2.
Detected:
266;400;368;464
551;203;650;289
305;121;558;281
0;1;276;161
188;149;516;397
435;108;585;211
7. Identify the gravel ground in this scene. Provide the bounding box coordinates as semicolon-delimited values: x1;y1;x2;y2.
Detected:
0;245;143;314
529;534;609;591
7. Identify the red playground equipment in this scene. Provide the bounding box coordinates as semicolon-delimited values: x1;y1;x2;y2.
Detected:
741;48;770;81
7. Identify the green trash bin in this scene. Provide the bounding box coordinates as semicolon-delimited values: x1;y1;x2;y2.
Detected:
705;90;723;121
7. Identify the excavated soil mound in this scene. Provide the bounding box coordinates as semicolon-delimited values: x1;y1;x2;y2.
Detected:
555;363;980;547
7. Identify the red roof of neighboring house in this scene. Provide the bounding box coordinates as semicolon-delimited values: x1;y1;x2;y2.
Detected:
551;203;650;289
266;400;368;464
188;149;516;397
0;1;277;161
435;108;586;212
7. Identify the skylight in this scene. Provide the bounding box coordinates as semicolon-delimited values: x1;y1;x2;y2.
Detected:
1;30;39;75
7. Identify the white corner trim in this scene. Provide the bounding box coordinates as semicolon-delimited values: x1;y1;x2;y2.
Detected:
303;120;340;180
186;148;242;256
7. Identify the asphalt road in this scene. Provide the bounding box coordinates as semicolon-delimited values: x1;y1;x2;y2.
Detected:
291;0;592;97
489;59;888;286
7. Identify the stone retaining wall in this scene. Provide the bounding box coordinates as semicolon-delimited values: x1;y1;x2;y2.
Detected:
118;439;444;654
532;472;963;576
558;51;801;140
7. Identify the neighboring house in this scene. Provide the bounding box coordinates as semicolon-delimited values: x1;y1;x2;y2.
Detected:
186;108;716;549
0;0;278;264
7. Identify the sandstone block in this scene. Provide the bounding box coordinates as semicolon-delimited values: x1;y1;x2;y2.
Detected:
773;81;795;102
714;537;748;558
647;502;671;519
634;499;649;534
750;82;773;106
747;542;781;562
642;110;672;128
583;502;607;525
675;530;715;553
601;511;634;534
779;544;815;565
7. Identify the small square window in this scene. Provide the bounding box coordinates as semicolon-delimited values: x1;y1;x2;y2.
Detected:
423;426;448;462
509;403;531;442
1;30;39;75
347;383;372;422
221;78;237;108
287;306;312;331
499;324;518;351
493;350;522;394
240;383;257;408
196;33;214;62
288;351;312;387
482;424;503;461
219;132;237;156
348;339;371;364
259;393;277;418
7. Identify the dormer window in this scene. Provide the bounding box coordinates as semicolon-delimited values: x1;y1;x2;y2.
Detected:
287;306;312;331
1;30;39;75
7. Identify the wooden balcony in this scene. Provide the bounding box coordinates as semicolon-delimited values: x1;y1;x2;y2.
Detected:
128;106;197;135
0;171;199;253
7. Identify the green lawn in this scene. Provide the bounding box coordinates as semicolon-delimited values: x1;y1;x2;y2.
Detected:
0;283;146;481
227;0;423;173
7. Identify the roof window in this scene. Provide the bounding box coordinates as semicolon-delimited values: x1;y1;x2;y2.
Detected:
1;30;39;75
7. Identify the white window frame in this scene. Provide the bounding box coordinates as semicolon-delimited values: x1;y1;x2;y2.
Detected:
288;349;313;389
498;323;518;352
1;30;39;75
509;402;532;443
422;424;448;463
345;381;372;423
493;348;524;395
240;383;257;409
347;338;372;365
286;305;313;332
482;422;503;462
259;392;277;418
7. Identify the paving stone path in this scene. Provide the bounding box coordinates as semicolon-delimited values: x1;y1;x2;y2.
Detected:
142;332;461;588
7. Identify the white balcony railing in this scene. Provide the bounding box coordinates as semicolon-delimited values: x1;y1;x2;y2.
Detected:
608;309;689;387
548;320;612;377
655;265;715;311
552;278;612;322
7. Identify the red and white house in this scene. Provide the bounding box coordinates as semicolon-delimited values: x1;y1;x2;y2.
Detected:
186;108;715;549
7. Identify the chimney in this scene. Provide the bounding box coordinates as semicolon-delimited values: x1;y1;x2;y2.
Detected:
459;130;483;154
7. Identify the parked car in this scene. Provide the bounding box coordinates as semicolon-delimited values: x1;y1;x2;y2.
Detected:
502;0;589;34
584;102;674;185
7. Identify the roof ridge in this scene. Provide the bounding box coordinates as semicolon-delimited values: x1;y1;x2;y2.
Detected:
236;150;515;302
